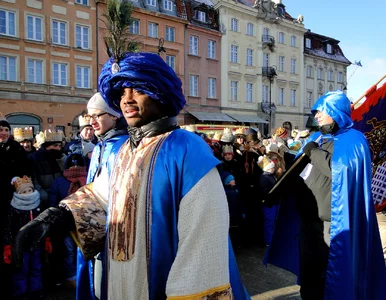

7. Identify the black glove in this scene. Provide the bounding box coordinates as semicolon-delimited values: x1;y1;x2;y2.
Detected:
12;207;75;267
303;141;318;157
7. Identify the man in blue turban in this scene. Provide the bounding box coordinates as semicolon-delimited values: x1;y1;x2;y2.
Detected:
265;91;386;299
14;53;250;300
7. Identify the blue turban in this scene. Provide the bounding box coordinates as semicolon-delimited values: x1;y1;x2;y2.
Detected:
98;52;186;117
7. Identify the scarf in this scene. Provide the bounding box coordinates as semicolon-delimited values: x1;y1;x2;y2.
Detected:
64;166;88;195
11;190;40;210
127;116;178;151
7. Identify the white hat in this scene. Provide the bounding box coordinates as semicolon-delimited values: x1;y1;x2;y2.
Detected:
87;93;121;118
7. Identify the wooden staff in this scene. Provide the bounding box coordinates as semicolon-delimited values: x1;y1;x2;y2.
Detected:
352;74;386;108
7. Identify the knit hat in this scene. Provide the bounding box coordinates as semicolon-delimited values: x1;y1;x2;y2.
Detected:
258;155;275;172
220;128;234;143
223;174;235;186
11;176;34;194
87;93;122;118
0;112;10;130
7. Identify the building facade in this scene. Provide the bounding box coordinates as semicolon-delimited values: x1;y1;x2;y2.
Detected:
303;30;351;126
0;0;98;135
213;0;306;133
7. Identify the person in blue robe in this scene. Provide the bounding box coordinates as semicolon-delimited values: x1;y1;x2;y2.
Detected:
265;90;386;299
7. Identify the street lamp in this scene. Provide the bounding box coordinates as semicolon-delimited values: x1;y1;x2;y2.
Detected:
261;66;277;133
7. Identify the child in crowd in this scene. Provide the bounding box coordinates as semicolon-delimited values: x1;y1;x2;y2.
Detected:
49;153;88;289
258;156;278;246
3;176;51;300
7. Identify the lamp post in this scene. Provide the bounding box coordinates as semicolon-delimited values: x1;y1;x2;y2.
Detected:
267;66;277;133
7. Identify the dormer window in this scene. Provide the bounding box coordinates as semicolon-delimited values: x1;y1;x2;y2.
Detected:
326;44;332;54
164;0;173;11
305;38;311;49
197;11;206;22
147;0;156;6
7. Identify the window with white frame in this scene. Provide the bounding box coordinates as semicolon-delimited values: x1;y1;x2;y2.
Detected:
317;68;323;80
246;83;253;103
52;20;67;45
76;25;89;49
165;26;175;42
306;91;313;108
147;0;156;6
246;23;254;36
76;66;90;88
0;56;16;81
230;81;238;101
246;48;253;66
262;27;269;42
326;44;332;54
27;15;42;41
328;70;334;81
52;62;67;86
306;65;313;78
130;19;140;34
278;56;284;72
278;87;284;105
189;75;198;97
197;11;206;22
164;0;173;11
290;89;296;106
262;85;269;103
230;45;238;63
278;32;284;44
263;52;269;68
208;77;216;98
75;0;88;5
290;58;296;74
337;71;343;83
0;9;16;37
305;38;311;48
189;35;198;55
290;35;296;47
208;40;215;59
165;55;175;70
148;22;158;38
27;59;43;84
230;18;238;32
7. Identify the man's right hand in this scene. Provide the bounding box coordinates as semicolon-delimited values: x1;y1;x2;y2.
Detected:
12;207;72;267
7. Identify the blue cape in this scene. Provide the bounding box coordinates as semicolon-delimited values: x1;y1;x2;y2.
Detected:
265;91;386;299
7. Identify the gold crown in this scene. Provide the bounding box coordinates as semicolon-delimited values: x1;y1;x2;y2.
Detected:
258;155;275;171
36;129;64;146
212;132;222;141
13;127;34;142
11;176;33;190
222;144;233;154
79;115;90;127
235;127;246;136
